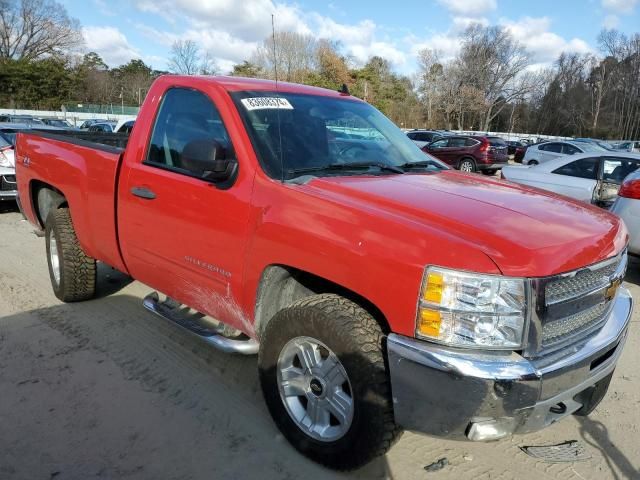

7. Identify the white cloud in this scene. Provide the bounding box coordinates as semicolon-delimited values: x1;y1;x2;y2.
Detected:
134;0;310;41
602;0;639;13
82;26;143;66
500;17;593;64
436;0;497;16
603;14;620;28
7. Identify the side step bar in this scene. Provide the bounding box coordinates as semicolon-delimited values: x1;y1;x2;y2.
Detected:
142;292;259;355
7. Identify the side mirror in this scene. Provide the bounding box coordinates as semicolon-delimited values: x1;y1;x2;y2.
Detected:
182;139;238;188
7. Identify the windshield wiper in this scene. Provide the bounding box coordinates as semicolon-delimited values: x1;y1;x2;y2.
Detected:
287;161;405;177
398;160;442;170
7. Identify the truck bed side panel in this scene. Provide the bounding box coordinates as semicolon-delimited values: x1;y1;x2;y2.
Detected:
16;133;128;273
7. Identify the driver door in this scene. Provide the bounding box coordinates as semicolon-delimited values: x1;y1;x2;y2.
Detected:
118;87;253;329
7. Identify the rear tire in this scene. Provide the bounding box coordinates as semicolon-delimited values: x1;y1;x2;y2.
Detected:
527;160;539;166
458;158;476;172
258;294;400;470
45;208;96;302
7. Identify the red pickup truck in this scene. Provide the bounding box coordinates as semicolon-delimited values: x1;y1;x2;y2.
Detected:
16;75;632;470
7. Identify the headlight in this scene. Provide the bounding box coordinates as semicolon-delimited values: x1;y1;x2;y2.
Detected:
0;149;14;168
416;266;527;349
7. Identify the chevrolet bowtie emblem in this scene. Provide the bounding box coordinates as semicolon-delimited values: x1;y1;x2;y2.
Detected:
605;278;621;301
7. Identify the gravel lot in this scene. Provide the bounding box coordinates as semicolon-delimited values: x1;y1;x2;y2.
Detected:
0;203;638;480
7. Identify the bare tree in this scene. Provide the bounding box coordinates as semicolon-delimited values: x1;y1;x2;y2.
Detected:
168;40;200;75
458;25;534;131
252;31;317;83
198;51;218;75
0;0;83;61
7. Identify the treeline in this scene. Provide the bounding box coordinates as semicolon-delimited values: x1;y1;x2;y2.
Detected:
0;54;161;110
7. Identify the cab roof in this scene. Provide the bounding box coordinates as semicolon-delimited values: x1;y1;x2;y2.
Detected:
167;75;356;99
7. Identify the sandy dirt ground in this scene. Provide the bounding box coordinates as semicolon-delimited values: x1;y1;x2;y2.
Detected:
0;203;638;480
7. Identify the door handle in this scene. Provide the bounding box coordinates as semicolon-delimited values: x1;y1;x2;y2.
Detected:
130;186;156;200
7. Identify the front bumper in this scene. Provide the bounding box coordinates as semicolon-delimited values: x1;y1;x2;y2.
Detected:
0;172;17;201
387;286;632;440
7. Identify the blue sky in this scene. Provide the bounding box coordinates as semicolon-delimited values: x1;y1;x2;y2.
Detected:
60;0;640;74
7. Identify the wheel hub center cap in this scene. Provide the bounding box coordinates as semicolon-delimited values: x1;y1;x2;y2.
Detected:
309;377;324;397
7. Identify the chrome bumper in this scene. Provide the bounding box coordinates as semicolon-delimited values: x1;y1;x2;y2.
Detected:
387;286;632;440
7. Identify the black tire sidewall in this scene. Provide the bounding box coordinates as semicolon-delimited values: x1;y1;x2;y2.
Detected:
45;212;65;300
258;300;393;470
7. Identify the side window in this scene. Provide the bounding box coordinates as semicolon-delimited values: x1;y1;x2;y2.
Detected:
430;139;448;148
146;88;232;177
448;137;467;148
465;138;479;147
541;143;562;153
407;132;416;140
563;144;580;155
552;157;598;180
602;157;640;183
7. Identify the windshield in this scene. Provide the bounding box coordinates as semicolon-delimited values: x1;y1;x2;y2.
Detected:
231;91;447;180
0;131;16;145
571;142;608;153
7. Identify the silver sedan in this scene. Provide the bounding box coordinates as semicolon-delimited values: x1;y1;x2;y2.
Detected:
611;168;640;255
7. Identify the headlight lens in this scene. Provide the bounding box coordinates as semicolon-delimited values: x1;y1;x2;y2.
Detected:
0;149;14;168
416;266;527;349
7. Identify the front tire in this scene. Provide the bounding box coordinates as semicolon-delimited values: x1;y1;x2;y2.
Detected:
527;159;539;166
45;208;96;302
258;294;400;470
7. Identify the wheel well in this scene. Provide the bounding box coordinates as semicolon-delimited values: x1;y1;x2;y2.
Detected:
31;181;67;229
254;265;390;339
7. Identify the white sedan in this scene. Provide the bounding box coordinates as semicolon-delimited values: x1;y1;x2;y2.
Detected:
502;152;640;206
522;140;609;165
611;169;640;255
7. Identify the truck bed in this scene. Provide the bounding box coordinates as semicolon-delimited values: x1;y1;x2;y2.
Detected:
16;130;128;273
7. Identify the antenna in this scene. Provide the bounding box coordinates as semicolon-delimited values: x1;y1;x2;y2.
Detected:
271;13;284;182
271;14;278;86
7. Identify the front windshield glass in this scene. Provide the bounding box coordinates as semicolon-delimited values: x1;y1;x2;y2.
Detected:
573;142;608;153
231;91;447;180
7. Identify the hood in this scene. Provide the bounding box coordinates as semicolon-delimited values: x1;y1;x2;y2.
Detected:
300;170;627;277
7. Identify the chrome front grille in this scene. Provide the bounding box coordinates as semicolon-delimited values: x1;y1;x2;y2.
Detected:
541;302;609;348
527;251;627;357
545;261;618;305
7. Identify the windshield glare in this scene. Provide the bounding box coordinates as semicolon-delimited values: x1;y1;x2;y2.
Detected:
232;91;447;180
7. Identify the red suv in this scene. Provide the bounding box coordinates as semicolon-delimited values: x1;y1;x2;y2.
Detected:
422;135;509;174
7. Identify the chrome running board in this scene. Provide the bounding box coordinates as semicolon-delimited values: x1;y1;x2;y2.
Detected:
142;292;259;355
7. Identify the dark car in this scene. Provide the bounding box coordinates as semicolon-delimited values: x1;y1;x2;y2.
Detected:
406;129;448;148
422;135;508;174
506;140;525;156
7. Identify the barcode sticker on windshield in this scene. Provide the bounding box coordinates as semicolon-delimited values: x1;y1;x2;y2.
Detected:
241;97;294;110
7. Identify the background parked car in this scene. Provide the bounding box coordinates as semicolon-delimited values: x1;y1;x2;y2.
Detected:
406;129;449;148
87;122;117;133
0;129;16;202
506;140;525;156
612;141;640;153
422;135;508;174
40;118;74;129
0;114;44;126
502;152;640;206
79;119;108;129
522;140;608;165
610;169;640;255
114;119;136;134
